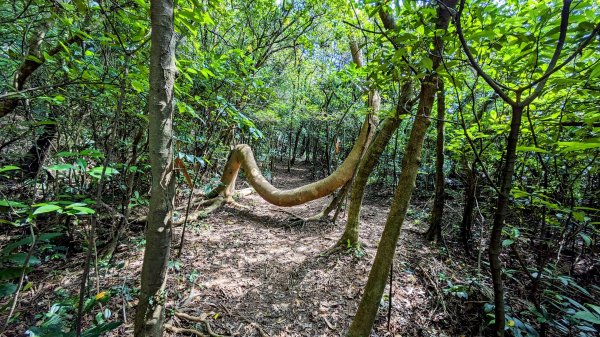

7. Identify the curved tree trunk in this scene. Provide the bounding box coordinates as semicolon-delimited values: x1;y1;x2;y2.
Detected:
207;114;373;207
134;0;177;336
426;82;446;242
207;38;379;210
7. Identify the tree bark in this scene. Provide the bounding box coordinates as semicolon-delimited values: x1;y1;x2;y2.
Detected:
348;1;456;335
23;119;58;176
348;77;438;337
0;27;80;119
208;115;373;207
488;105;523;336
426;82;446;242
339;83;412;245
134;0;177;336
460;162;477;255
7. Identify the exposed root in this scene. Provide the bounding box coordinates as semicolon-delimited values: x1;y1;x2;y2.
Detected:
321;239;367;257
173;312;228;337
172;197;225;226
319;245;344;257
165;323;207;336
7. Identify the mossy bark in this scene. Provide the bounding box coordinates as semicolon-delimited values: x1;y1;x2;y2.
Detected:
348;1;456;335
339;82;412;245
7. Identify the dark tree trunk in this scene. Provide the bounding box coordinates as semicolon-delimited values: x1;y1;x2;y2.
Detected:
426;82;446;242
460;163;477;255
23;120;58;176
488;105;523;336
290;125;302;167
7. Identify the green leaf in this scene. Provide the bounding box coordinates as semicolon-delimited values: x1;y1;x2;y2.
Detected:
67;206;96;215
0;267;30;281
32;204;62;215
87;166;118;179
0;199;28;209
421;57;433;71
502;239;514;247
573;310;600;324
0;165;20;173
131;80;145;93
579;233;592;247
589;62;600;80
47;164;74;171
7;253;41;266
0;283;17;297
516;146;548;153
81;321;122;337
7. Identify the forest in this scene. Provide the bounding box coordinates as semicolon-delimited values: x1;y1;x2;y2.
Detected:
0;0;599;336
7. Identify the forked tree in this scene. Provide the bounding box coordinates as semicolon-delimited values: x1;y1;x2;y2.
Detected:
453;0;600;335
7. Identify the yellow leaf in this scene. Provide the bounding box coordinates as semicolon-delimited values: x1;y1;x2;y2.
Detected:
213;313;220;320
507;320;515;327
95;291;107;300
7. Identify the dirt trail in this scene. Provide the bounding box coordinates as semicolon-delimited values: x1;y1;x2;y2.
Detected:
164;163;446;337
12;163;453;337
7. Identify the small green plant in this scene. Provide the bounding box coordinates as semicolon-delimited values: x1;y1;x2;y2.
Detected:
346;239;365;258
26;291;121;337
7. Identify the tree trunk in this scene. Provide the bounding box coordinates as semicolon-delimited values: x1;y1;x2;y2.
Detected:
338;82;411;245
134;0;177;336
23;119;58;176
348;77;438;336
290;125;302;167
460;163;477;256
426;82;446;242
489;105;524;336
0;25;80;119
348;2;456;334
208;115;373;207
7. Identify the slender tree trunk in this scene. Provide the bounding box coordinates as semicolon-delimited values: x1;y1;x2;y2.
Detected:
134;0;176;336
348;2;456;334
0;26;80;119
348;77;437;336
460;163;477;256
290;125;302;167
426;82;446;242
338;82;411;245
489;105;523;336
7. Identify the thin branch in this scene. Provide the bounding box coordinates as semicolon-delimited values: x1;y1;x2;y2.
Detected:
454;0;515;106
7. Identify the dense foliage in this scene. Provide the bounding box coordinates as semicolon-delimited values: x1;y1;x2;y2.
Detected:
0;0;598;336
